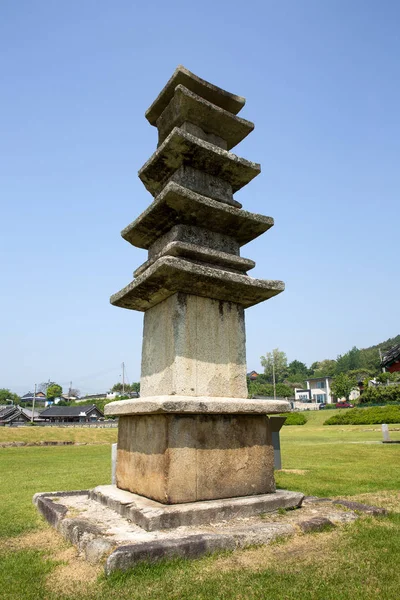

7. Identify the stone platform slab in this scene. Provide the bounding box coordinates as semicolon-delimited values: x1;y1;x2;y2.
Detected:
90;485;304;531
33;490;380;575
104;396;291;416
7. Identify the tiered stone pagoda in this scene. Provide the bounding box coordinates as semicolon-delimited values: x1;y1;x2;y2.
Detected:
105;66;290;505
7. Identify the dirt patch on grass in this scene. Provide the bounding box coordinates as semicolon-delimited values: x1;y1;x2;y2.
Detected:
4;525;102;596
342;490;400;513
209;528;343;574
5;527;65;552
280;469;309;475
45;546;102;597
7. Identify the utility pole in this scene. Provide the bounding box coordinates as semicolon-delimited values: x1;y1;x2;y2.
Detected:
272;354;276;400
69;381;72;400
379;348;385;372
122;362;125;394
32;383;36;424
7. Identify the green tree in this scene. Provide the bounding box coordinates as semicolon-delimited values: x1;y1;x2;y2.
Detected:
310;359;337;378
376;372;400;385
248;381;293;398
260;349;288;384
288;360;309;377
46;383;63;399
331;373;357;401
336;347;361;374
0;388;20;404
111;382;140;393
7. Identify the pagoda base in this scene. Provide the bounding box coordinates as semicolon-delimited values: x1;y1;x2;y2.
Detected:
109;402;289;504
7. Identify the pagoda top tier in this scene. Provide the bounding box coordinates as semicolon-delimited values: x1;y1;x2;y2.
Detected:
110;66;284;312
145;65;246;126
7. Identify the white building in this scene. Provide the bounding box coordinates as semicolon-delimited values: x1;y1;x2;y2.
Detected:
306;377;333;404
295;377;334;405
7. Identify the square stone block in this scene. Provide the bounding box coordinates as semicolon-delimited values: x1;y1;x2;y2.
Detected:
116;413;275;504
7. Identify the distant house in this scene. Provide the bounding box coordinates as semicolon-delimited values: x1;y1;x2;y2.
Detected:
39;404;104;423
381;344;400;374
305;377;334;405
20;391;46;403
0;405;41;425
294;388;312;402
247;371;259;381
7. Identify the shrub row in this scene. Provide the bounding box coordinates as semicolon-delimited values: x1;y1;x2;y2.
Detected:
360;385;400;404
324;405;400;426
281;412;307;426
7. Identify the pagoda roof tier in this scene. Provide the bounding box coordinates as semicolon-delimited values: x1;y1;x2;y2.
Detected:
146;65;245;126
157;85;254;150
110;256;284;311
138;128;260;198
133;241;255;278
121;183;274;249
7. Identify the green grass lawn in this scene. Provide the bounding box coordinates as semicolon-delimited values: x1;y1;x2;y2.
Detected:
0;426;117;444
0;420;399;600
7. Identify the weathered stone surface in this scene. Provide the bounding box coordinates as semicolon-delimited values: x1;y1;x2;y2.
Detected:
34;488;385;574
91;485;304;531
115;413;276;503
85;538;115;565
333;500;388;516
168;164;239;206
121;182;274;249
303;496;333;504
148;223;240;259
134;241;255;278
298;517;335;533
138;128;260;198
105;522;295;574
105;396;291;416
140;294;247;398
156;84;254;150
145;65;245;126
110;257;284;311
34;495;68;527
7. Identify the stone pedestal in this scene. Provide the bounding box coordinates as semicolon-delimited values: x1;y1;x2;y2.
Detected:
106;66;290;506
116;414;274;503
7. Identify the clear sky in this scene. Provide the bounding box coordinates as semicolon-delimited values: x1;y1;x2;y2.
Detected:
1;1;399;396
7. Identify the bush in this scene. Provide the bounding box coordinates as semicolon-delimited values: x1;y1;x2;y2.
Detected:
248;381;293;398
360;385;400;405
324;406;400;426
281;412;307;426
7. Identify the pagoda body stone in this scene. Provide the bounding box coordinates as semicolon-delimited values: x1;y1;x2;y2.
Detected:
106;66;289;504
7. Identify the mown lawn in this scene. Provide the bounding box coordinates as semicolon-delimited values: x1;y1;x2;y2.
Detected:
0;425;117;444
0;421;399;600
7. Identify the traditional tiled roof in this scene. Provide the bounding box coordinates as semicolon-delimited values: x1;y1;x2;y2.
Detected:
381;344;400;368
39;404;103;418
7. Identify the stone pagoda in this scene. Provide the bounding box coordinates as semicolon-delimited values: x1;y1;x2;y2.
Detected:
105;66;291;505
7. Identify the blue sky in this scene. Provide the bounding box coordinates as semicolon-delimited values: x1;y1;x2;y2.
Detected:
1;1;399;396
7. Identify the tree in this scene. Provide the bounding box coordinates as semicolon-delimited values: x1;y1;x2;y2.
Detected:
331;373;357;401
248;381;293;398
336;347;361;373
288;360;309;377
46;383;63;399
310;359;337;378
260;349;288;384
111;382;140;394
68;388;80;398
37;382;50;394
0;388;20;404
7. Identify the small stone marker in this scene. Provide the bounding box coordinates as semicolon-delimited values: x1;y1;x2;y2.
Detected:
111;443;117;485
382;423;390;442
